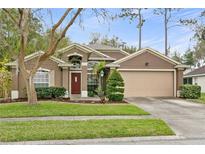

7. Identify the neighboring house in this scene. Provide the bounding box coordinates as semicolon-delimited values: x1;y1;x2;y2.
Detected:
184;65;205;92
6;43;187;99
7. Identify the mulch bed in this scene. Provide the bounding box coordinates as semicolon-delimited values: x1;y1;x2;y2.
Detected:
0;97;128;104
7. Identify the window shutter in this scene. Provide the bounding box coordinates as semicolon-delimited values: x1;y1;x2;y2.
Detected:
49;70;55;86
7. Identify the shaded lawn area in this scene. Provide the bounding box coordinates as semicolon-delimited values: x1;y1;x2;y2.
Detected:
0;119;174;142
190;93;205;104
0;101;149;118
198;93;205;104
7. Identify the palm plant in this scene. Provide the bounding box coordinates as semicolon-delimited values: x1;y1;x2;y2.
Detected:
93;61;106;103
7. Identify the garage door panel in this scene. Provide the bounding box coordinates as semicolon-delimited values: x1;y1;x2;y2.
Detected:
120;71;174;97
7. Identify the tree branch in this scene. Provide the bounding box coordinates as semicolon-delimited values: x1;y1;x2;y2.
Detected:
45;8;82;58
168;24;182;29
2;9;19;26
31;8;83;75
58;8;83;42
18;9;31;78
52;8;73;31
48;8;73;53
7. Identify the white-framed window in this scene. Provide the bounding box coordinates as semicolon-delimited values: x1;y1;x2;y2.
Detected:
33;69;50;88
69;55;82;69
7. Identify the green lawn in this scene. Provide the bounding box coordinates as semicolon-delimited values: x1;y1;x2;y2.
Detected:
191;93;205;104
198;93;205;104
0;119;174;142
0;101;149;118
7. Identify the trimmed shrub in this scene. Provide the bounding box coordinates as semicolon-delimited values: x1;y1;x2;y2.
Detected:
35;87;51;98
36;87;66;99
50;87;66;98
88;91;95;97
106;69;124;101
180;84;201;99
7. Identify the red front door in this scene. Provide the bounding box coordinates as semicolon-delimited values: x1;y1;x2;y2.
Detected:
71;73;81;94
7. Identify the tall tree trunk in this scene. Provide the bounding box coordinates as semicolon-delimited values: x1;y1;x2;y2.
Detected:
25;76;37;104
3;8;82;104
138;9;142;50
165;8;168;56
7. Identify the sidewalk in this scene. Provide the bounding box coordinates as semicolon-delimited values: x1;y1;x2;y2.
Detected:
0;115;154;122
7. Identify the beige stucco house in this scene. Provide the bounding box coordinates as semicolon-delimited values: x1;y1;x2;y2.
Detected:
184;65;205;92
6;43;187;99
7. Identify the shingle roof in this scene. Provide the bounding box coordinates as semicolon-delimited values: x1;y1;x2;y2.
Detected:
87;44;120;50
184;65;205;76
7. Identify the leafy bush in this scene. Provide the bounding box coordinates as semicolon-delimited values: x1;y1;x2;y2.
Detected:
180;84;201;99
36;87;66;98
50;87;66;98
88;91;95;97
35;87;51;98
106;69;124;101
0;58;11;98
0;70;11;98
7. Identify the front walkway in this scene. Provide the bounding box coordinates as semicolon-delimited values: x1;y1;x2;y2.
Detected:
70;95;100;101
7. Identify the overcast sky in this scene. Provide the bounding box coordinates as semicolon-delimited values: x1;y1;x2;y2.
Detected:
41;8;204;55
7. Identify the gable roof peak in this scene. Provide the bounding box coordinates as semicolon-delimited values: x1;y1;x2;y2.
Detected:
56;43;115;61
5;50;65;66
113;47;181;65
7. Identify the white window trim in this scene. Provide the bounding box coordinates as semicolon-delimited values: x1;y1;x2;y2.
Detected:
33;68;51;87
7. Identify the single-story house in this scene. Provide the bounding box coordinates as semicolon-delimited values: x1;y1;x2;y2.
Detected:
184;65;205;92
6;43;187;99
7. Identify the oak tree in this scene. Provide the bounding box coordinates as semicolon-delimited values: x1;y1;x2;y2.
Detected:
3;8;83;104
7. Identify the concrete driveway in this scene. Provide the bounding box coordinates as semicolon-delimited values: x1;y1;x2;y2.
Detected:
126;97;205;140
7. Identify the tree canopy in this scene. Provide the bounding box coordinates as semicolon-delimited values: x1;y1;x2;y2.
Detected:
88;32;137;53
0;9;71;62
180;9;205;67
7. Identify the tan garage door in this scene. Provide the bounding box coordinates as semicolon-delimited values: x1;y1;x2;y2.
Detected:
120;71;174;97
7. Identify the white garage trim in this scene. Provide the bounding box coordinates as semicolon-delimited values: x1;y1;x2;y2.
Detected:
173;70;176;97
118;68;177;97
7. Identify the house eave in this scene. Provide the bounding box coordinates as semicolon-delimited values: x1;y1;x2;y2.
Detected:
58;63;72;68
88;57;116;61
175;64;190;69
5;51;65;67
184;73;205;78
97;49;130;56
106;63;120;68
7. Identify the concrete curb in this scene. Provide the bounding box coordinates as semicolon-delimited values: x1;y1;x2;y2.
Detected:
0;135;185;145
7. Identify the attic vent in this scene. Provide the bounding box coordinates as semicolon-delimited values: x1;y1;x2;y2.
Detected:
145;62;149;66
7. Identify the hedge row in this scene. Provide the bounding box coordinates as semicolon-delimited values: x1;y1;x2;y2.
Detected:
180;84;201;99
35;87;66;98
